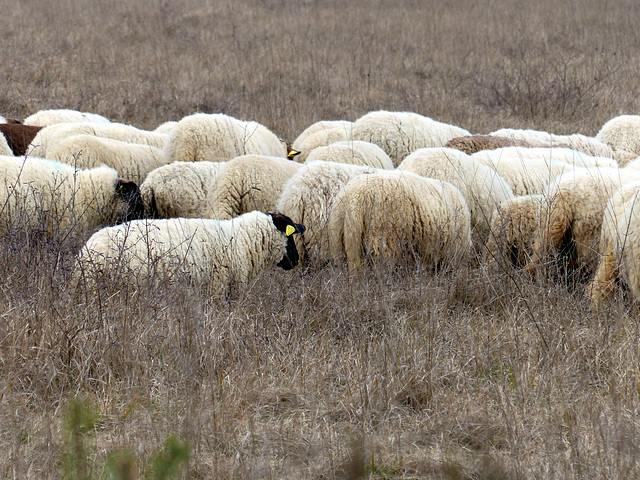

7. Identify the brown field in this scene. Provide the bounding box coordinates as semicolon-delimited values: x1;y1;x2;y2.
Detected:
2;0;640;478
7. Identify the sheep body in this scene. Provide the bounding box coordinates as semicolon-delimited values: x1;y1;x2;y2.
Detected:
596;115;640;156
291;124;352;163
397;147;514;239
328;170;471;270
349;110;470;167
292;120;353;149
472;147;618;169
485;194;545;268
444;135;538;154
163;113;286;164
23;109;111;127
206;155;302;220
471;153;571;196
526;167;640;275
275;160;379;264
48;135;167;184
304;140;394;169
75;211;303;295
46;123;167;154
141;161;224;218
0;155;144;236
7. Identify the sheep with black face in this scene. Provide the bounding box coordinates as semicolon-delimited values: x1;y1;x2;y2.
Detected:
74;211;305;296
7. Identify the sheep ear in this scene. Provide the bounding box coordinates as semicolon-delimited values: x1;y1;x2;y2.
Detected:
286;145;301;159
268;212;305;235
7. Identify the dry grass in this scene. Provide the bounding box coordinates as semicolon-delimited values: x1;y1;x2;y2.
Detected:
2;0;640;478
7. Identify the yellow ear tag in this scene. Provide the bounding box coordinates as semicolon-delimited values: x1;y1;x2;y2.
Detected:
285;225;296;236
287;149;300;159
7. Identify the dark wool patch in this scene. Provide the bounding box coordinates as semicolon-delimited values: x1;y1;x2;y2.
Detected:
0;124;43;156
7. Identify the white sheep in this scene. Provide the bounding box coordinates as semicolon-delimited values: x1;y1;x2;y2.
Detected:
525;167;640;277
489;128;631;162
471;153;572;197
27;122;82;158
141;161;224;219
23;109;111;127
304;140;394;169
163;113;286;164
48;135;168;185
397;147;514;240
472;146;618;169
275;160;379;265
75;211;305;296
328;170;471;270
0;155;144;237
586;181;640;303
45;123;167;154
206;155;302;220
596;115;640;156
349;110;471;167
485;194;545;269
291;121;353;163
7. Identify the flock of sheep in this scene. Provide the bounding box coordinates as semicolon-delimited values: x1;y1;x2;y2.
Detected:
2;107;640;303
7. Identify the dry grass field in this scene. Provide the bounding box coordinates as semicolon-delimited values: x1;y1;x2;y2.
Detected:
2;0;640;478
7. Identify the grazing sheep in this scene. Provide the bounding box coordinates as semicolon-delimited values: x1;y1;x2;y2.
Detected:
23;109;111;127
489;128;623;160
0;124;43;156
163;113;286;164
27;123;83;158
525;167;640;277
471;153;571;197
349;110;470;167
48;135;168;184
485;194;545;269
444;135;536;154
587;181;640;303
304;140;394;169
46;123;167;154
75;211;305;296
0;155;144;237
275;161;379;265
291;121;353;163
141;161;224;219
206;155;302;220
397;147;514;240
596;115;640;156
472;146;618;169
328;170;471;270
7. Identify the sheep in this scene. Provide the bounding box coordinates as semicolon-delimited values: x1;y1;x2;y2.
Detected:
23;109;111;127
275;160;379;265
27;122;83;158
489;128;631;162
141;161;224;219
48;135;168;185
304;140;394;169
596;115;640;156
525;167;640;278
163;113;286;164
472;146;618;169
444;135;538;154
610;196;640;304
206;155;302;220
484;194;545;269
471;153;572;197
74;211;305;296
291;121;353;163
587;181;640;303
0;124;43;156
292;120;353;149
45;123;167;154
0;155;144;238
349;110;471;167
397;147;514;240
328;170;471;270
